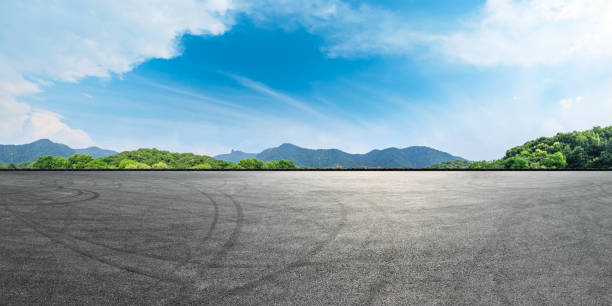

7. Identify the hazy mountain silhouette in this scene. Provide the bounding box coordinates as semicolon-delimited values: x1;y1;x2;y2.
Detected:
215;143;465;168
213;150;257;163
0;139;117;164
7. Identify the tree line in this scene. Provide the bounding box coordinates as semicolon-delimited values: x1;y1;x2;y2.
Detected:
15;148;298;169
429;126;612;169
4;126;611;169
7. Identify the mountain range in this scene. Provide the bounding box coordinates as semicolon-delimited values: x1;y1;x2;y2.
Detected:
1;139;464;168
0;139;118;164
215;143;465;168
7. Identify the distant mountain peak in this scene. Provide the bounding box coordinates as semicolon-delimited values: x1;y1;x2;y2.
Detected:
0;139;117;164
216;143;464;168
278;143;300;148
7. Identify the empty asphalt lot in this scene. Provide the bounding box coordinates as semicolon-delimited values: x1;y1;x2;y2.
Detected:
0;171;611;305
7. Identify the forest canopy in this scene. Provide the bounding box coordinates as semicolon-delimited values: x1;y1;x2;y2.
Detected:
428;126;612;169
27;148;298;169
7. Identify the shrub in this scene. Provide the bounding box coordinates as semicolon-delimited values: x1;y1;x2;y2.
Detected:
85;159;109;169
541;152;567;168
68;154;94;169
119;159;150;169
221;162;241;169
191;163;212;169
277;160;297;169
152;162;170;169
238;158;264;169
502;157;529;169
263;161;279;169
32;156;54;169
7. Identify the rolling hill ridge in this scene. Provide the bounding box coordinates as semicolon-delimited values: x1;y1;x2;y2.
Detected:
215;143;465;168
0;139;117;164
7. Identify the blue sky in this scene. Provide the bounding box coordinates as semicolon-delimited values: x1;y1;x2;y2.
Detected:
2;0;612;160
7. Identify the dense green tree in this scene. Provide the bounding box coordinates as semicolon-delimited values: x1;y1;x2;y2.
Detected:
468;161;493;169
152;162;170;169
32;156;54;168
220;162;241;169
586;151;612;168
68;154;94;169
567;146;588;168
32;155;69;168
502;157;529;169
90;148;296;169
119;159;150;169
192;163;212;169
277;160;297;169
498;126;611;169
428;160;472;169
8;163;17;169
238;158;264;169
53;157;70;168
541;152;567;168
263;161;279;169
101;148;226;169
85;159;109;169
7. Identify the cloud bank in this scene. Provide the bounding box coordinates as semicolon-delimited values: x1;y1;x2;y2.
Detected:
440;0;612;67
0;0;234;146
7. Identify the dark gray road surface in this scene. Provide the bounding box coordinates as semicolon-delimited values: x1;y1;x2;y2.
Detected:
0;171;611;305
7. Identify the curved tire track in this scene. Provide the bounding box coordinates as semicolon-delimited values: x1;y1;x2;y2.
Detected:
207;198;347;304
3;206;181;284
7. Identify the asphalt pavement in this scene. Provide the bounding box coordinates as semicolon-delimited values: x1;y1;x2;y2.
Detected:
0;171;610;305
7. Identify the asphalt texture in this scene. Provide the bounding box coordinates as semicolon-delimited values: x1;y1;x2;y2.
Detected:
0;171;611;305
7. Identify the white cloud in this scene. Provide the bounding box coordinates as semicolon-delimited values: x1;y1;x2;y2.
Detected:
27;111;94;148
240;0;425;58
243;0;612;66
0;94;94;147
0;0;235;146
1;0;234;82
438;0;612;67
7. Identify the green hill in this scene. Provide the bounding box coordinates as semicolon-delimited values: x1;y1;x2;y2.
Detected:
98;148;237;169
27;148;298;169
493;126;611;169
452;126;612;169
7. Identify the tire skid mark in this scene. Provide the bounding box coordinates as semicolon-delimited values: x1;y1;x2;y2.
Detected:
66;177;195;289
168;181;248;305
175;180;221;249
143;179;222;292
26;188;98;248
171;180;221;260
0;187;85;205
206;191;244;268
208;198;347;303
50;179;82;235
2;189;99;207
356;198;396;306
7;178;184;287
68;236;188;264
3;206;181;284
